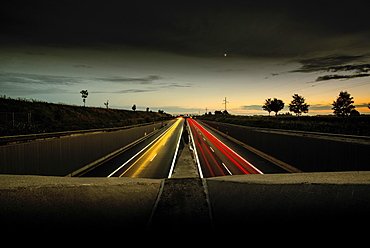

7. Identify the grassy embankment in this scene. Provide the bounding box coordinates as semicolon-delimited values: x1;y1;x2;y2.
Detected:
200;114;370;136
0;97;170;136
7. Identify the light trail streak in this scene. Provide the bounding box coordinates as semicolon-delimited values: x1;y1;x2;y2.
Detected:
167;122;183;178
188;118;263;177
119;117;183;178
222;163;232;175
188;118;204;178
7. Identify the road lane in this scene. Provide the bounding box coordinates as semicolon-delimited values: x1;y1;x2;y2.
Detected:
198;120;289;174
109;117;184;178
81;116;283;179
188;118;263;178
80;118;183;178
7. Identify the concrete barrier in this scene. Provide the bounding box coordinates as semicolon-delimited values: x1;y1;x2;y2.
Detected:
0;122;166;176
1;172;369;233
0;175;162;232
206;172;370;230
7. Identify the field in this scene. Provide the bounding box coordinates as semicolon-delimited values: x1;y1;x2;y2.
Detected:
200;114;370;136
0;97;170;136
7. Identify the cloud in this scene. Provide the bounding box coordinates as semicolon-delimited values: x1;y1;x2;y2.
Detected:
241;105;262;110
315;74;370;82
4;2;370;58
292;55;365;73
165;83;191;88
326;64;370;73
0;71;192;97
73;64;92;69
96;75;163;84
290;54;370;82
113;89;155;94
0;71;84;95
309;104;332;110
0;71;167;88
93;82;191;94
357;103;370;109
0;71;78;85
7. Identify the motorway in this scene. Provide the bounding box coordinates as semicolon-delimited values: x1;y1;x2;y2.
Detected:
81;117;286;178
81;117;184;178
188;118;264;177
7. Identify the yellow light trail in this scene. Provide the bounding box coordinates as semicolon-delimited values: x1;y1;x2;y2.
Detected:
119;117;183;178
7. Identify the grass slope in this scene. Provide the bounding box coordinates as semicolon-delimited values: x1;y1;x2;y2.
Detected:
0;97;170;136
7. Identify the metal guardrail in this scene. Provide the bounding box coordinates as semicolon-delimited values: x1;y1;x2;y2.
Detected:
0;121;166;146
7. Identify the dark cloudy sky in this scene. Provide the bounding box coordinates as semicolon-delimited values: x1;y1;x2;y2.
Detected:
1;0;370;114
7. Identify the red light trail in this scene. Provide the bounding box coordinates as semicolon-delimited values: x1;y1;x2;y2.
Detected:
187;118;263;177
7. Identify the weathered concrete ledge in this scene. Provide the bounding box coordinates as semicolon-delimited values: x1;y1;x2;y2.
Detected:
207;171;370;184
0;175;162;232
207;171;370;231
1;171;369;233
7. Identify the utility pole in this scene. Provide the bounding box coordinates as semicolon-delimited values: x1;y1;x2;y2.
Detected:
222;97;229;111
205;107;208;114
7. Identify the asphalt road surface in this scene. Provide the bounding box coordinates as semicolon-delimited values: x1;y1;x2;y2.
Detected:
81;117;184;178
187;118;287;177
82;117;285;178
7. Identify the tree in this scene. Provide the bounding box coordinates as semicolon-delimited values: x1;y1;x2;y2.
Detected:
332;91;355;117
262;98;272;116
104;100;109;109
132;104;136;111
289;94;309;118
350;109;360;116
80;90;88;107
263;98;284;116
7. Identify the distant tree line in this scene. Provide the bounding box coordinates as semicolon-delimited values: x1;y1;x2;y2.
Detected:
79;90;166;114
262;91;361;118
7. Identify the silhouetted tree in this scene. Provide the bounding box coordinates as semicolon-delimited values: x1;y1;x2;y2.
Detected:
289;94;309;119
350;109;360;116
104;100;109;109
132;104;136;111
263;98;284;116
80;90;88;107
262;98;272;116
146;107;149;112
332;91;355;117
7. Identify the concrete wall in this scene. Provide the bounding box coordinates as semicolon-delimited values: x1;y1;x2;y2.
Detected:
202;121;370;172
0;122;164;176
207;172;370;230
1;172;369;232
